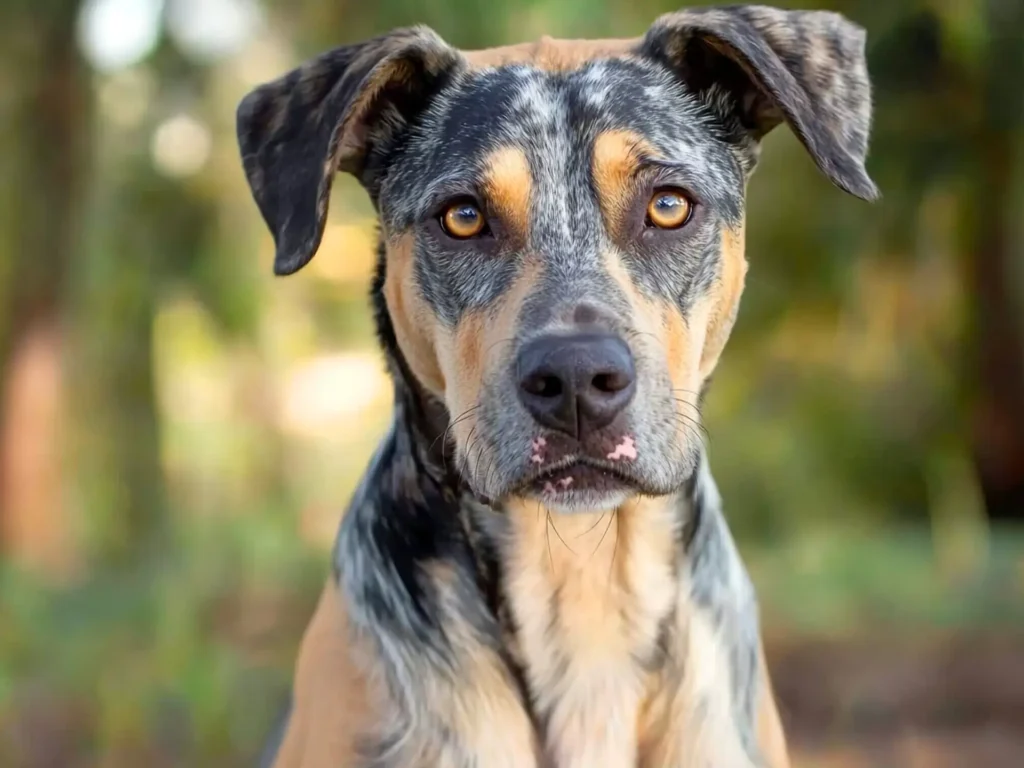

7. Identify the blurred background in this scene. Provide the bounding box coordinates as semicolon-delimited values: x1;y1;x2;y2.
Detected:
0;0;1022;765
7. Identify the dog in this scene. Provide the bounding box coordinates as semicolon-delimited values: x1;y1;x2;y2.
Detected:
237;5;877;766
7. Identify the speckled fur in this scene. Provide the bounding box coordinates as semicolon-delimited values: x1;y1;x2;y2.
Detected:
239;6;877;767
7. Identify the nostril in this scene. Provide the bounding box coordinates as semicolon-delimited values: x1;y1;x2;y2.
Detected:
517;333;635;436
592;371;631;394
521;372;563;399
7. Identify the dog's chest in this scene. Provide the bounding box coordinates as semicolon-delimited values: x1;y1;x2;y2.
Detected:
499;499;683;768
338;482;762;768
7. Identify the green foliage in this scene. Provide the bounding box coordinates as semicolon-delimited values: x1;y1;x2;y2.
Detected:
1;511;325;767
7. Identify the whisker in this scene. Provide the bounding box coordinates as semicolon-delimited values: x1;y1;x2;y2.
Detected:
671;395;702;408
547;509;576;555
673;404;705;423
576;512;607;538
435;405;482;474
484;337;517;357
673;418;710;452
670;387;705;399
600;509;619;588
625;329;660;346
673;411;710;439
458;424;480;483
543;501;554;571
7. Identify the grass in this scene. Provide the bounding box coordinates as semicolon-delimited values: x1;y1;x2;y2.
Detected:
749;524;1024;637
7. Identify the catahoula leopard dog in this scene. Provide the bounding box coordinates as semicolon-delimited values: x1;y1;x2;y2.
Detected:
237;4;877;767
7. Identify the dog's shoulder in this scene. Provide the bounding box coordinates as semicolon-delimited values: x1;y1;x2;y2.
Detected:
269;578;380;768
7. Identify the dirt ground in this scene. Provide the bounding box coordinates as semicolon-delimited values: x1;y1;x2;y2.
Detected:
769;632;1024;767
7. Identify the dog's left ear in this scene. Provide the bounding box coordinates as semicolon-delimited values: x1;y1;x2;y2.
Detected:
236;27;460;275
641;5;878;200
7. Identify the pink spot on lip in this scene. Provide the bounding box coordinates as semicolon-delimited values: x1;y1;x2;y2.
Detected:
530;436;547;465
541;476;573;495
606;435;638;462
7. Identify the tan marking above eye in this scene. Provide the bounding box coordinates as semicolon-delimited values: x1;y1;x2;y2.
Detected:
482;146;531;240
442;201;486;238
591;130;658;232
646;189;692;229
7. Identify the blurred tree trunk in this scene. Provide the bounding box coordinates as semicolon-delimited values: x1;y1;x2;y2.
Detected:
968;0;1024;521
0;0;88;573
69;161;173;566
67;40;211;566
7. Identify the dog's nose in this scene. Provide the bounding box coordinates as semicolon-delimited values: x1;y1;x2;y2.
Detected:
516;333;636;438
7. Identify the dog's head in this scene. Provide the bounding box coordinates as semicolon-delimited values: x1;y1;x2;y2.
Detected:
237;5;876;512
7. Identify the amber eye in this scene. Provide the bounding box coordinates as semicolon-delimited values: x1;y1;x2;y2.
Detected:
441;201;486;239
646;189;692;229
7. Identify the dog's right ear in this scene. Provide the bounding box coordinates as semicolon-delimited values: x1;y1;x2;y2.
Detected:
236;27;460;276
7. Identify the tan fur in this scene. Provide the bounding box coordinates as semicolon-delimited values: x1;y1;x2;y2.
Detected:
271;580;380;768
482;146;533;241
591;130;656;234
600;243;708;447
437;260;542;483
462;36;637;71
498;498;772;767
275;578;539;768
382;232;446;395
502;496;679;768
384;226;541;487
699;224;748;380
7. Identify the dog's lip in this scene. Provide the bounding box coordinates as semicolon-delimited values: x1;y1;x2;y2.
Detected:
511;456;640;493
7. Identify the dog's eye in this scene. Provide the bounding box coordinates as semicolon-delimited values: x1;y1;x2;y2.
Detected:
441;201;487;239
645;189;692;230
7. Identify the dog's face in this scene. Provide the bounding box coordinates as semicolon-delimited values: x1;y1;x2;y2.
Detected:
237;6;876;512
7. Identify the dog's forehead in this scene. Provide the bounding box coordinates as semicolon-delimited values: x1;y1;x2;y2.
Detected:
444;59;694;143
380;43;743;224
459;35;638;71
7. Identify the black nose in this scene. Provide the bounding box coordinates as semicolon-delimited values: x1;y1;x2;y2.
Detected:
516;333;636;438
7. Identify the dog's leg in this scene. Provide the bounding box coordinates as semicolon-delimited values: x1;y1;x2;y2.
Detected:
270;573;539;768
268;579;379;768
330;421;540;768
363;560;541;768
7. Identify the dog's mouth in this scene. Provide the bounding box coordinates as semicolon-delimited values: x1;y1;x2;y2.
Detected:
509;456;644;504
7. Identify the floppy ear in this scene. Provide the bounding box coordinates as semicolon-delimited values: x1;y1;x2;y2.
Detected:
641;5;878;200
236;27;460;275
